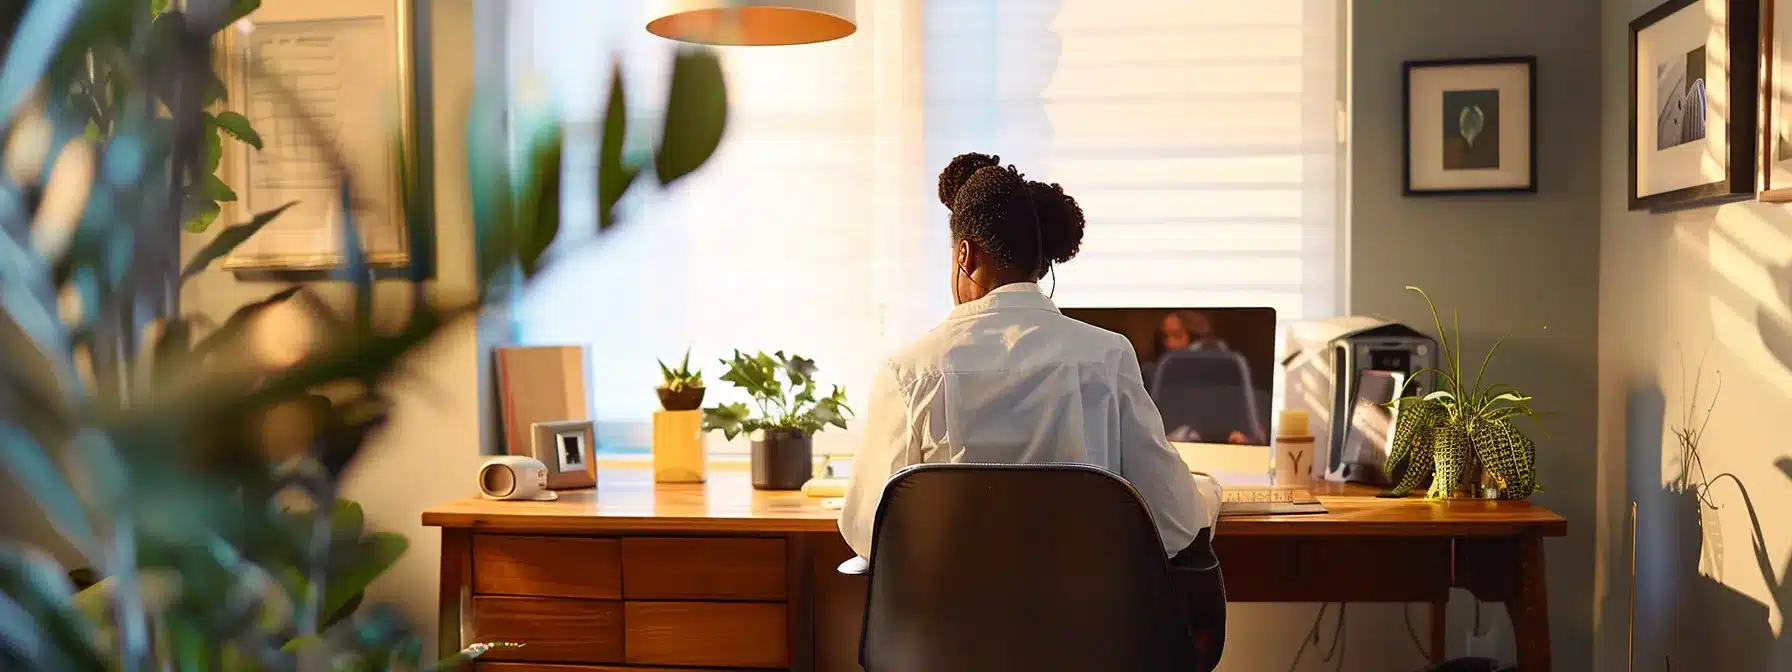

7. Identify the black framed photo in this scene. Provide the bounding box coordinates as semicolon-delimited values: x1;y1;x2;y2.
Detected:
1629;0;1760;211
1403;57;1538;195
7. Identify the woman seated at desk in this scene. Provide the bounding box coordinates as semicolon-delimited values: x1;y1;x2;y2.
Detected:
839;152;1226;664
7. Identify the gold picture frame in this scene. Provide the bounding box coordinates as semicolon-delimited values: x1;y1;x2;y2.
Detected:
216;0;418;271
1761;0;1792;201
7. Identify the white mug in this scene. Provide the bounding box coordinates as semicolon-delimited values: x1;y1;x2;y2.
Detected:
478;455;559;501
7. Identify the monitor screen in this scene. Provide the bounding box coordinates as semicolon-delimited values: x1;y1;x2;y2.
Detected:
1061;307;1277;446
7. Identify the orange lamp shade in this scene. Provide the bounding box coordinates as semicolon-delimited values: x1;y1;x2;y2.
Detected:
646;0;857;46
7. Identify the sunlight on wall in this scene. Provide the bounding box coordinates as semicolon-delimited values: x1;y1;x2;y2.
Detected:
1630;202;1792;642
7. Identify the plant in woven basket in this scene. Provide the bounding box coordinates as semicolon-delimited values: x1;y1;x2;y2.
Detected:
1382;286;1548;500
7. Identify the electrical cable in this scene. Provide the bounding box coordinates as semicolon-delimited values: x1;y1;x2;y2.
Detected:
1403;603;1430;662
1287;602;1351;671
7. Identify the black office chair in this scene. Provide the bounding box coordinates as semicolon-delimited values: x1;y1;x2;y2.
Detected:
1150;349;1267;444
843;463;1225;672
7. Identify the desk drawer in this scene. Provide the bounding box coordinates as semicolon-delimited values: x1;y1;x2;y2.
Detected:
470;596;623;664
621;538;785;600
1217;536;1450;602
474;535;621;599
624;601;788;668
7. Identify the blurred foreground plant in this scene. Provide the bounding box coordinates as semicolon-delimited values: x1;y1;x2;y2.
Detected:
0;0;727;669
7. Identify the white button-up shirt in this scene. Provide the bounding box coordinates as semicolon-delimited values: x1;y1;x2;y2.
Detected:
840;283;1223;559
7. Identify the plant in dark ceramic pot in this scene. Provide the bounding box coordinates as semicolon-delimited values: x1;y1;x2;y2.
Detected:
701;350;851;490
657;348;706;411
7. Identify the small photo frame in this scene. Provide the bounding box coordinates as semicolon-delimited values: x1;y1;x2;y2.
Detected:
1404;56;1538;195
1760;0;1792;201
530;420;596;490
1629;0;1759;210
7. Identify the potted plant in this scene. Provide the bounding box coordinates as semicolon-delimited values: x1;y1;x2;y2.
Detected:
1384;286;1547;500
702;350;853;490
657;348;706;411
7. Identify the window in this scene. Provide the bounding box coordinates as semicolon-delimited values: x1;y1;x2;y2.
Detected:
502;0;1343;456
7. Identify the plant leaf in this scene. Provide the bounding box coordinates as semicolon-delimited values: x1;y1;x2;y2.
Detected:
701;402;750;440
597;61;636;230
0;425;94;558
655;47;728;185
199;173;237;202
183;199;221;233
225;0;262;25
212;110;263;150
203;120;223;174
467;96;516;288
180;201;297;280
515;126;563;277
0;0;83;121
320;532;406;626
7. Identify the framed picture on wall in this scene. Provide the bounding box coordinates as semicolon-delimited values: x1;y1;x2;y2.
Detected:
1629;0;1760;211
1403;57;1538;196
1760;0;1792;200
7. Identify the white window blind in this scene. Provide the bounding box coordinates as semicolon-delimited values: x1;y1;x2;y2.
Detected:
505;0;918;455
502;0;1342;455
924;0;1342;317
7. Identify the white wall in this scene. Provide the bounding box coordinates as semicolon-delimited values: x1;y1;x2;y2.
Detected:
1596;0;1792;669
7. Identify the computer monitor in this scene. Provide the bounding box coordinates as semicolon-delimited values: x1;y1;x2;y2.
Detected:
1061;307;1277;447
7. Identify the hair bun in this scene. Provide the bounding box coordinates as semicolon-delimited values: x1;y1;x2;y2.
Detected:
1028;180;1085;265
938;152;1002;207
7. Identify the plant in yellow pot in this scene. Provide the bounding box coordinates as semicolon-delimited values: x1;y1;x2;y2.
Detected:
1383;287;1548;500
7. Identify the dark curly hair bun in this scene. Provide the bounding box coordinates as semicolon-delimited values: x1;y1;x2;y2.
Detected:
1026;180;1085;265
938;152;1002;207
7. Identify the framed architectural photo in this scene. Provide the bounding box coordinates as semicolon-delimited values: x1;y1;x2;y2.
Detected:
1403;57;1538;195
1760;0;1792;200
1629;0;1760;211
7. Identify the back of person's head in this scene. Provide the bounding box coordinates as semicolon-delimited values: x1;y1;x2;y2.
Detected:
937;152;1086;278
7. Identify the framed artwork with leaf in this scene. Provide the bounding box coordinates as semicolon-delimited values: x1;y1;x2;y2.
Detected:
1403;56;1537;196
216;0;420;272
1629;0;1759;211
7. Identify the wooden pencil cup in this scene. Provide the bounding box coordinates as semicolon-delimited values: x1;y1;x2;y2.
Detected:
653;410;706;483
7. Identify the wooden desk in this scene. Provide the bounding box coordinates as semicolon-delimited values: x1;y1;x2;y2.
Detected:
424;469;1567;672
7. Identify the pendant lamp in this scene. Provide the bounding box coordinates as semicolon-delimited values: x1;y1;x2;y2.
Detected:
647;0;856;46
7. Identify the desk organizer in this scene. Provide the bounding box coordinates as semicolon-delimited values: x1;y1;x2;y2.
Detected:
652;409;706;483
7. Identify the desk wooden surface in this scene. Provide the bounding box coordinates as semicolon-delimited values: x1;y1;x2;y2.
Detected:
424;468;1568;671
422;468;1567;538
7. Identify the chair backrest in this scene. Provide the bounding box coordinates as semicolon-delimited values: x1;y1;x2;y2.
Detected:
1149;349;1266;443
861;463;1198;672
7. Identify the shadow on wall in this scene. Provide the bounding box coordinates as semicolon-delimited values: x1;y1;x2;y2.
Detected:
1624;201;1792;670
1626;384;1792;671
1762;255;1792;374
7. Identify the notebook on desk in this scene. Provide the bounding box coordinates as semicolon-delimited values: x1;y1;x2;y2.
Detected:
1218;487;1326;516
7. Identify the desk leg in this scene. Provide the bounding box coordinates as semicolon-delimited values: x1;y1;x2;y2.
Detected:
438;528;471;662
1506;536;1551;671
1429;600;1448;664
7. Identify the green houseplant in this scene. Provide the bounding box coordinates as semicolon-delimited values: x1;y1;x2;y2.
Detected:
702;350;852;490
656;348;705;411
0;0;729;667
1383;286;1547;500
